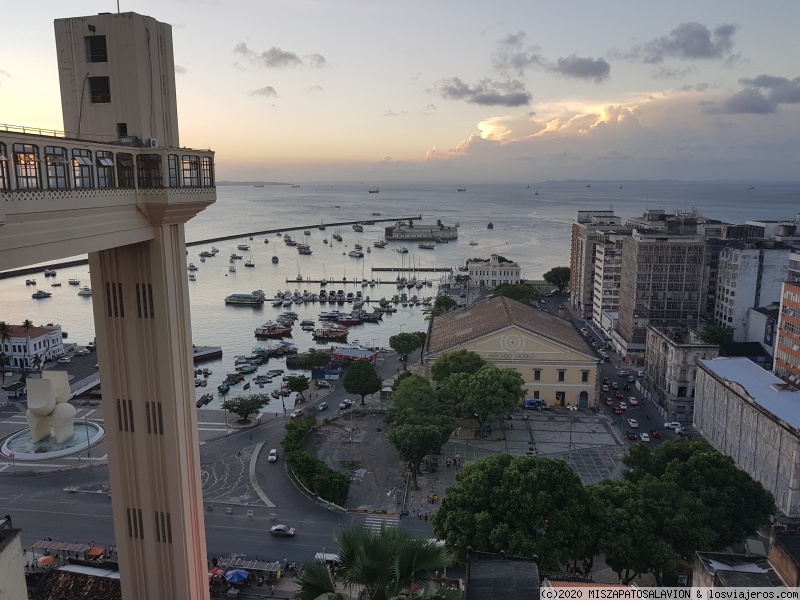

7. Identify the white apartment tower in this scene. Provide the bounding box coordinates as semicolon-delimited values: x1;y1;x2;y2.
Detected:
569;211;622;320
592;229;629;330
1;12;216;600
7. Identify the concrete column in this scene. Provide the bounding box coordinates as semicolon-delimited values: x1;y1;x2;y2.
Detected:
89;224;208;600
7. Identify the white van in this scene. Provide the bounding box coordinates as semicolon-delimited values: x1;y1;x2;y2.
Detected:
314;552;341;566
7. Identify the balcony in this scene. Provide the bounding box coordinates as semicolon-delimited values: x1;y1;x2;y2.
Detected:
0;127;215;270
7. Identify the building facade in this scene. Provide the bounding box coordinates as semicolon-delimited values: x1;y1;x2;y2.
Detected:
1;12;216;599
569;211;622;320
0;324;65;369
695;357;800;517
774;282;800;386
468;254;521;287
423;297;599;408
614;230;705;360
591;229;629;334
641;325;719;423
713;241;790;341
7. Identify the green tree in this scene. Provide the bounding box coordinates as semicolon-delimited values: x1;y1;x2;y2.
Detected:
430;349;485;383
389;332;423;371
453;274;471;288
389;423;448;490
302;350;333;370
0;322;11;384
221;394;270;423
493;284;540;305
295;526;458;600
286;374;311;402
423;295;457;320
0;353;10;384
432;454;587;569
343;360;382;405
20;319;33;382
543;266;570;291
439;364;525;427
698;325;734;351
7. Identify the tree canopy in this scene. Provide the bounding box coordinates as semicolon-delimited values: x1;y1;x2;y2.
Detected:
698;325;734;351
493;284;540;305
424;295;458;320
543;266;570;291
438;364;525;426
430;349;486;383
432;454;587;569
343;360;382;405
389;332;423;370
221;394;270;423
285;375;311;402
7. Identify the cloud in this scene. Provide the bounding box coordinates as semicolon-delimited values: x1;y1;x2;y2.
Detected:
383;110;405;117
617;22;738;64
306;85;323;93
552;55;610;82
249;86;278;98
704;74;800;114
739;75;800;104
653;66;696;80
492;32;609;82
174;65;187;75
434;77;532;107
420;103;437;115
233;42;326;69
0;69;9;80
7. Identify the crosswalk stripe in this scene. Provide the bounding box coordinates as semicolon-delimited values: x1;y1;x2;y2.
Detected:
363;515;399;533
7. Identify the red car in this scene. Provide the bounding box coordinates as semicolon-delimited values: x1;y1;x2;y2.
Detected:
650;429;661;438
615;392;624;399
613;407;622;415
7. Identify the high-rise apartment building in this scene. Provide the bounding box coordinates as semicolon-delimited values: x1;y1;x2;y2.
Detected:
1;12;216;599
774;281;800;386
569;211;622;320
613;230;705;360
591;229;630;333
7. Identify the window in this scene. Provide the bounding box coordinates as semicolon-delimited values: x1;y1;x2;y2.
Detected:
555;391;566;403
45;147;70;189
89;76;111;103
96;151;115;188
137;154;163;188
85;35;108;62
0;142;10;191
201;156;214;187
181;155;200;187
581;370;589;382
117;123;128;139
12;143;41;189
558;370;565;382
168;155;180;187
72;149;94;188
533;391;540;399
117;153;134;188
534;370;541;381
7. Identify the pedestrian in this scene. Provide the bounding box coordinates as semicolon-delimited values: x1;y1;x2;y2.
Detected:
249;435;252;440
270;585;274;596
23;547;26;555
237;450;241;457
424;512;428;521
212;556;218;567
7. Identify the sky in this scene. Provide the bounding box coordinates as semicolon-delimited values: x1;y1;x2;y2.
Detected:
2;0;799;183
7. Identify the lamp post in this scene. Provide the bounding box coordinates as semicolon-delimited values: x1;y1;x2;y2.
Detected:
84;414;92;465
9;451;15;475
224;407;229;436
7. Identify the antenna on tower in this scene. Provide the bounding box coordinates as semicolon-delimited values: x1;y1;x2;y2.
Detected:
117;0;121;13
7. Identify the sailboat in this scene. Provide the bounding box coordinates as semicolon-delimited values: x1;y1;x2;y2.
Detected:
245;253;255;267
68;274;80;285
295;260;303;281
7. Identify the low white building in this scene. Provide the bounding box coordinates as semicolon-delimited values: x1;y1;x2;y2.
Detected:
468;254;521;288
0;323;65;369
695;357;800;516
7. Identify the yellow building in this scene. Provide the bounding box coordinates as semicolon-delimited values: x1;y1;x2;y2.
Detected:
423;297;599;407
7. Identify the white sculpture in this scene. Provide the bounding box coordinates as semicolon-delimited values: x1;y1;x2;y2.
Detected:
25;371;76;443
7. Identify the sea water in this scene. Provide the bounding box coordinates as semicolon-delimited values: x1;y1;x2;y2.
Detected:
2;181;797;409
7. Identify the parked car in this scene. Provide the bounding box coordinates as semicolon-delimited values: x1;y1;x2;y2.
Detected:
602;385;609;392
76;349;90;356
615;392;624;400
604;397;614;406
339;399;354;410
317;401;328;411
581;328;588;335
627;376;636;382
650;429;661;438
627;418;639;428
290;408;304;418
626;431;638;440
270;524;296;537
268;449;278;462
675;426;688;436
618;401;627;410
523;399;548;410
639;432;651;442
622;383;630;390
627;396;638;405
57;357;71;363
613;407;622;415
316;380;331;388
611;382;619;389
617;370;630;376
664;421;681;429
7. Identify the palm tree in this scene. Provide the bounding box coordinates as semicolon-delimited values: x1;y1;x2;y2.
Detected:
0;354;10;385
0;321;11;384
295;526;459;600
20;319;33;382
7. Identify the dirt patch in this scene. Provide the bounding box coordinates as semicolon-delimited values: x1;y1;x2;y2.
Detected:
305;410;407;512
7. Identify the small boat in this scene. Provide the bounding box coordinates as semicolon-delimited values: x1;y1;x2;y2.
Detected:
68;276;80;285
487;223;493;229
469;240;478;246
348;249;364;258
534;191;539;195
457;187;466;192
217;382;231;394
298;246;313;255
188;263;199;271
51;282;62;287
291;184;301;188
188;273;196;281
395;246;408;253
32;289;52;299
264;239;269;244
77;286;92;296
304;230;311;236
210;246;219;254
25;279;36;285
237;243;250;250
230;253;243;260
368;187;380;193
373;240;387;248
372;212;381;216
418;243;435;250
245;255;255;267
272;256;279;263
229;264;236;273
243;382;251;390
254;321;293;338
200;257;206;263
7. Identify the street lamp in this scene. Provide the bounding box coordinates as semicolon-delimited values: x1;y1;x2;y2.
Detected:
9;451;14;475
84;414;92;464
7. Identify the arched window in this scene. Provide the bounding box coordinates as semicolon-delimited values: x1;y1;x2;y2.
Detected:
96;151;115;188
0;142;9;191
45;146;70;189
72;148;94;188
13;143;41;189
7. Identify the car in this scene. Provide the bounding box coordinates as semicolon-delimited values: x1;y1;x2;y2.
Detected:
622;383;630;390
675;426;688;436
603;377;611;385
664;421;681;429
602;385;609;392
627;396;638;405
626;431;638;440
618;401;627;410
539;299;546;304
613;407;622;415
339;399;354;410
317;401;329;411
604;397;614;406
316;380;331;388
558;304;565;309
611;382;619;389
627;376;636;383
523;399;549;410
270;524;296;537
268;449;278;462
57;357;70;363
76;349;90;356
290;408;304;418
617;370;629;376
627;418;638;428
615;392;624;400
650;429;661;438
581;328;588;335
639;432;650;442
